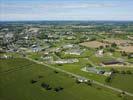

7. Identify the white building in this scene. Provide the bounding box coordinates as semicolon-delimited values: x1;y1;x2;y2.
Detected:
96;49;104;57
54;59;79;64
65;49;82;55
63;44;74;49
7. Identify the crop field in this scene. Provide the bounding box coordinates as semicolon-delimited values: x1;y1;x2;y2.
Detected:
0;58;132;100
110;74;133;93
103;39;132;45
0;58;34;73
80;41;107;48
119;46;133;53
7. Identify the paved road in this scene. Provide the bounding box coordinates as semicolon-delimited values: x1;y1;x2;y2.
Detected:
26;57;133;97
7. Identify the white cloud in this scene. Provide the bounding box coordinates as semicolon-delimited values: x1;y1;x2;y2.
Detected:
0;1;132;21
1;12;133;21
0;2;118;10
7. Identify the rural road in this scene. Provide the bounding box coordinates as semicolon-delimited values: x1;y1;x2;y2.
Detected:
26;57;133;97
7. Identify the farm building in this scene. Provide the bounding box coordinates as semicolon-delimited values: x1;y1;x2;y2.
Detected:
63;44;74;49
65;49;82;55
54;59;79;64
82;67;112;76
102;60;125;66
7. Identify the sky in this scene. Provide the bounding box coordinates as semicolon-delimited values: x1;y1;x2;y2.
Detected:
0;0;133;21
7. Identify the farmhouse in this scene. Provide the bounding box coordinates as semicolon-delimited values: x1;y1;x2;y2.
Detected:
82;67;112;76
84;67;105;74
102;61;124;65
54;59;79;64
100;58;133;67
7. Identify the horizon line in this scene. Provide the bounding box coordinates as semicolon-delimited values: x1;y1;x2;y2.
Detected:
0;20;133;22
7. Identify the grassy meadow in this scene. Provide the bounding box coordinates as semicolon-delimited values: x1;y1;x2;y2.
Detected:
0;58;132;100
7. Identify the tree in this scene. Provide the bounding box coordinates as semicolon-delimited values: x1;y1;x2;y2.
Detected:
109;48;115;52
126;70;132;74
54;70;59;74
121;70;126;74
99;46;104;49
128;53;133;59
105;45;110;48
110;68;119;73
111;43;117;48
121;51;127;56
86;80;92;86
105;76;111;83
30;79;37;84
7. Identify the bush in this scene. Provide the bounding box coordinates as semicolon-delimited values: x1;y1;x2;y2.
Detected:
75;80;81;84
121;71;126;74
38;75;43;79
110;68;119;73
86;81;92;86
128;53;133;59
109;48;115;52
54;70;59;74
34;58;39;60
54;87;63;92
96;87;101;90
30;79;37;84
121;51;127;56
126;70;132;74
105;76;111;83
99;46;104;49
111;43;117;48
41;83;52;90
117;93;122;98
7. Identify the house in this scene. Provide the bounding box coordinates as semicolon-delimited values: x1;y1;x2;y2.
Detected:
77;78;88;83
96;49;104;57
0;54;13;59
41;56;53;61
103;72;112;76
83;67;103;74
63;44;74;49
102;60;125;66
31;45;42;52
23;36;29;40
2;54;8;59
54;59;79;64
82;67;112;76
5;33;14;38
65;49;82;55
66;36;76;40
44;52;49;55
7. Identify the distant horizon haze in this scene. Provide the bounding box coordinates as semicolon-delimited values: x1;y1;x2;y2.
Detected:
0;0;133;21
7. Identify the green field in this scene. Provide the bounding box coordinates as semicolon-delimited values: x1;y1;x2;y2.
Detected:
110;74;133;93
53;58;107;83
0;58;132;100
